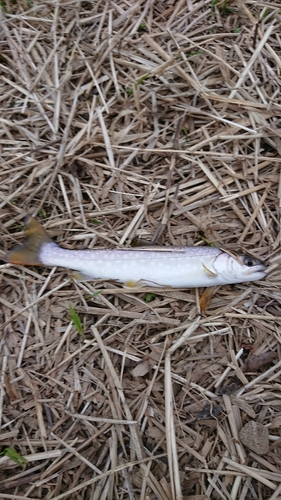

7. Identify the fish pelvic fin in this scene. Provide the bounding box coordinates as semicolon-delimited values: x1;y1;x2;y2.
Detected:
123;279;147;289
4;215;53;266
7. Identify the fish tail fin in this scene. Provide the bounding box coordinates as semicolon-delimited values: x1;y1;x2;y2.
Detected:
4;215;53;266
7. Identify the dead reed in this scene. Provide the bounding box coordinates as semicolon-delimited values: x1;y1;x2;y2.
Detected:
1;0;281;498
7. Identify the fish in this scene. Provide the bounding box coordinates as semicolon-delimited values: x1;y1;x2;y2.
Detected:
4;216;267;288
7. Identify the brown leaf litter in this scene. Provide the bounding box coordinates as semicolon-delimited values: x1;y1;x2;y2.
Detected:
1;0;281;498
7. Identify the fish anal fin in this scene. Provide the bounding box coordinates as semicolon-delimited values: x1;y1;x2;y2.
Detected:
202;263;218;278
4;215;53;266
70;271;93;282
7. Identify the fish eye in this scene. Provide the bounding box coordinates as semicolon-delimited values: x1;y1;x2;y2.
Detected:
242;255;257;267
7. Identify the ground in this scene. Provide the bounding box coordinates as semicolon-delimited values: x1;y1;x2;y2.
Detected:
1;0;281;499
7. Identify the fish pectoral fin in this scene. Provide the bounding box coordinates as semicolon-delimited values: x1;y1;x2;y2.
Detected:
123;279;147;289
70;271;93;282
202;263;218;278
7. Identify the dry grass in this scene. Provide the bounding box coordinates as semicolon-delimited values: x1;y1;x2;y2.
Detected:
1;0;281;498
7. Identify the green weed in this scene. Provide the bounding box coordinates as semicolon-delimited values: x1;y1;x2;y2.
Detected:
145;293;156;302
0;447;27;466
69;304;83;334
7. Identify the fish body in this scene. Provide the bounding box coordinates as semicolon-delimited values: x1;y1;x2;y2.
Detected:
4;216;267;288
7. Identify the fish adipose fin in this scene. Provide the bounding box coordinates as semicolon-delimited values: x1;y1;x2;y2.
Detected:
4;215;53;266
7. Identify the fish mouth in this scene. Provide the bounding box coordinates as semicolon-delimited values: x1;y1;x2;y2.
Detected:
244;264;267;277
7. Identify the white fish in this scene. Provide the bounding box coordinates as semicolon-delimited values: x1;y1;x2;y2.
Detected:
4;216;266;288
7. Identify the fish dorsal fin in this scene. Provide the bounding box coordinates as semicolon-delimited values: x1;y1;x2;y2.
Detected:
4;215;53;266
130;238;183;252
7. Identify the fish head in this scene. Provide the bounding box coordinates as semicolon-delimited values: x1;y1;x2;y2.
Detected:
212;252;267;284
